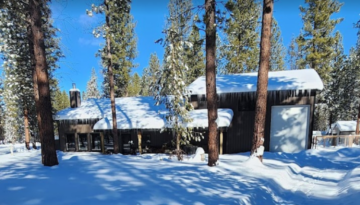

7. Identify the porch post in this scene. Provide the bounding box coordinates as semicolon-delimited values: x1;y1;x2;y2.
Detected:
220;128;223;155
100;132;105;154
137;130;142;154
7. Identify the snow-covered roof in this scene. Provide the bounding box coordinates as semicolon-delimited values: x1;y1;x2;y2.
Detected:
187;69;324;95
54;96;234;130
333;121;358;132
93;108;234;130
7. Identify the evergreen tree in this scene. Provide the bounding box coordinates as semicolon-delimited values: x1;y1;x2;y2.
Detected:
153;0;195;160
128;73;141;96
0;1;62;159
185;15;205;85
140;53;161;96
270;17;285;71
204;0;218;166
61;90;70;108
89;2;137;98
251;0;273;162
85;68;100;99
88;0;135;153
223;0;261;73
287;36;300;70
82;91;87;101
296;0;343;83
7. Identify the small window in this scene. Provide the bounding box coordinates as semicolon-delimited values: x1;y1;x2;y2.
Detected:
104;134;113;145
66;134;76;151
91;133;101;151
78;134;88;151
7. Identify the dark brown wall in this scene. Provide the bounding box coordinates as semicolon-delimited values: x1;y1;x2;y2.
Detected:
191;90;316;153
58;119;99;151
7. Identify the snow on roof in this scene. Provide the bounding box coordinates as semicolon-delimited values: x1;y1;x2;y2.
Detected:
334;121;358;132
54;97;167;121
187;69;324;95
93;108;234;130
54;96;234;130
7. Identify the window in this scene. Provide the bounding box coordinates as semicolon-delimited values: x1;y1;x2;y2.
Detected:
66;134;75;151
91;133;101;151
78;134;88;151
104;134;113;145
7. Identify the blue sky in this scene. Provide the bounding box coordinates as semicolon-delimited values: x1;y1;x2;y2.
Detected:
50;0;360;94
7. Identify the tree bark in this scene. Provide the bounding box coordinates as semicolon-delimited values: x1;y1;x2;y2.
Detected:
29;0;58;166
356;104;360;144
105;1;119;154
24;107;30;150
251;0;273;162
205;0;218;166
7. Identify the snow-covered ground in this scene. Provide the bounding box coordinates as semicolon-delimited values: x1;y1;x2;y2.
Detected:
1;144;359;205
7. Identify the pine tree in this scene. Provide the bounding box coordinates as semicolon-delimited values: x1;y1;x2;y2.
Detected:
251;0;273;162
354;19;360;135
89;2;137;98
140;53;161;96
287;36;300;70
128;73;141;96
269;17;285;71
296;0;343;83
223;0;261;73
185;15;205;85
88;0;135;153
85;68;100;99
204;0;218;166
153;0;195;160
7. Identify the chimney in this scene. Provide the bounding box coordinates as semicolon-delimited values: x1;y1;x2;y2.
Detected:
69;83;81;108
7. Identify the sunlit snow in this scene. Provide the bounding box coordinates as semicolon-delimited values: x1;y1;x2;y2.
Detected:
187;69;324;95
1;144;359;204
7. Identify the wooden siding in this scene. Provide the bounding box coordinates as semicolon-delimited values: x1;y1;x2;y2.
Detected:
191;90;316;153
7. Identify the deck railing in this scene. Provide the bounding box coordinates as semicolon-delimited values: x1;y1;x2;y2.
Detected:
312;135;360;149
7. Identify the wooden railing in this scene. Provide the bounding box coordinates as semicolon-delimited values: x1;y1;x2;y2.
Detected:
312;135;360;149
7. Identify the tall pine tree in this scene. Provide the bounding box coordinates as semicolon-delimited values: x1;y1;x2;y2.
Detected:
127;73;141;97
140;53;161;96
223;0;261;73
269;17;285;71
185;15;205;85
251;0;273;162
296;0;343;83
88;0;136;153
153;0;195;160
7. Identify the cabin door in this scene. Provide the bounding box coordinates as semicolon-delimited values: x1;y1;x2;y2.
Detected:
269;105;310;153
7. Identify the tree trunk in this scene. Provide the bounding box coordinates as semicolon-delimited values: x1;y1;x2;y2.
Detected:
356;104;360;144
27;9;41;144
24;107;30;150
176;133;180;151
251;0;273;162
105;1;119;154
29;0;58;166
205;0;218;167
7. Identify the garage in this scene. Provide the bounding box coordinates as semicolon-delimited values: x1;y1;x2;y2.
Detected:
270;105;310;153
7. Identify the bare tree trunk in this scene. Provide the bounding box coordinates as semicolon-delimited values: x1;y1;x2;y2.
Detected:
105;1;119;154
24;107;30;150
251;0;273;162
205;0;218;167
27;9;41;145
356;104;360;144
29;0;58;166
176;133;180;150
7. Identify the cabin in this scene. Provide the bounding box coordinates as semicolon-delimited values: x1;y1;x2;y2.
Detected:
54;94;233;154
187;68;323;153
54;69;324;154
330;121;358;135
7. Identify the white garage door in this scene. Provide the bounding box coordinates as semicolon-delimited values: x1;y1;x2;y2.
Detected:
270;105;310;153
